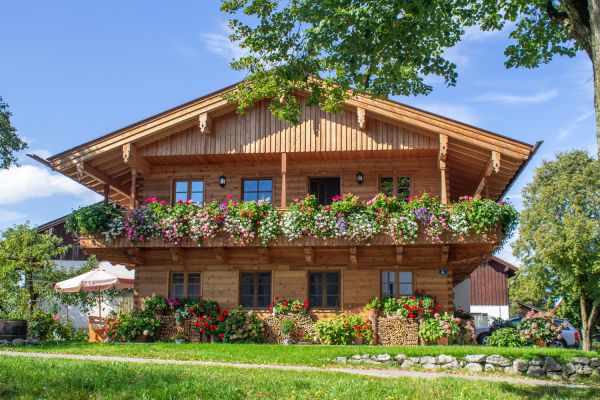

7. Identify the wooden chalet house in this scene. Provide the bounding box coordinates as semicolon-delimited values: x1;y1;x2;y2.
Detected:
34;83;540;315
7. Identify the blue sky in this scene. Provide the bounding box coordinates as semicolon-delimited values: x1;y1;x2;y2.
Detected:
1;1;596;265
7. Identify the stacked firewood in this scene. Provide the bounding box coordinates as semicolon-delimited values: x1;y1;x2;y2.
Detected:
377;317;420;346
263;313;316;343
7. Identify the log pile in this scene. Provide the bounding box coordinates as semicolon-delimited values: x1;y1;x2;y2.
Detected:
263;313;316;344
377;316;420;346
157;313;209;342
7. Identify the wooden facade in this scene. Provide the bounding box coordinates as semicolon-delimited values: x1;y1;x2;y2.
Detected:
37;83;539;314
37;215;87;262
469;256;518;306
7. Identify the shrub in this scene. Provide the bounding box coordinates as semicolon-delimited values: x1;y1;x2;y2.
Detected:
418;312;461;343
518;311;563;344
364;297;382;311
105;310;162;342
65;203;123;240
488;327;527;347
27;312;75;341
219;307;264;343
314;314;374;345
143;294;168;314
279;318;295;339
269;298;308;315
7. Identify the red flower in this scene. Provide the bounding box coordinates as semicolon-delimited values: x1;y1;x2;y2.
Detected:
374;337;379;344
418;301;423;306
201;328;206;333
436;304;441;309
356;331;361;336
282;301;288;307
411;296;416;301
303;300;309;308
189;307;195;313
218;315;224;322
195;323;200;328
408;313;415;319
219;333;224;339
209;325;215;331
274;297;279;301
365;319;371;323
294;305;300;310
204;322;209;327
353;324;359;330
403;304;409;309
344;323;350;327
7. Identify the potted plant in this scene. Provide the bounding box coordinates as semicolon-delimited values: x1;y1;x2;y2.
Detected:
173;331;187;344
418;312;460;345
279;318;295;345
143;294;168;316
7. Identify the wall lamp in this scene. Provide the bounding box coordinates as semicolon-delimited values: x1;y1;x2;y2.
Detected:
219;175;227;188
356;172;364;185
438;269;448;278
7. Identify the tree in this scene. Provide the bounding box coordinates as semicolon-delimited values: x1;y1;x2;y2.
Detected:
220;1;600;156
0;97;27;169
0;223;69;313
508;265;556;316
514;150;600;350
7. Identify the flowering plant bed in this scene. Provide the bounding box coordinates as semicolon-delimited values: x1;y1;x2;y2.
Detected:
518;311;564;345
418;312;462;344
69;193;517;247
382;291;440;319
313;314;375;345
268;298;309;315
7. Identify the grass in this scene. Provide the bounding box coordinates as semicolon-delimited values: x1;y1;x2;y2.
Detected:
4;341;598;366
0;356;597;400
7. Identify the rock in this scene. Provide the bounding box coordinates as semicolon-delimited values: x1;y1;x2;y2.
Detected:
422;363;438;370
590;358;600;368
394;354;407;363
547;372;563;381
575;366;593;376
530;358;544;366
562;363;576;376
26;338;41;345
442;361;460;370
543;357;561;372
572;357;590;365
420;356;438;365
460;361;466;367
526;366;544;377
465;363;484;372
485;355;511;367
409;357;421;363
463;354;487;363
0;339;10;346
438;354;456;364
484;364;495;371
376;354;391;362
513;359;530;373
334;357;347;363
351;354;362;360
401;360;415;368
11;338;26;346
361;354;370;359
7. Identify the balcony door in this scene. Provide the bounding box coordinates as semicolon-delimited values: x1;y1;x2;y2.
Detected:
309;177;340;205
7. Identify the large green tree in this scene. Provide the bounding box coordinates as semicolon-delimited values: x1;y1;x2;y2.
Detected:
221;0;600;155
0;97;27;169
514;150;600;351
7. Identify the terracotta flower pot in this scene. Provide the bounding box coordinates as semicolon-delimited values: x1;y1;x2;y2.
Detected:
436;337;449;346
535;338;547;347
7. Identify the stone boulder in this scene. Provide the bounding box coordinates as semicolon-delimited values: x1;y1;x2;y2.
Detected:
401;359;415;368
526;366;544;377
485;355;511;367
463;354;487;363
513;359;529;373
420;356;438;365
376;354;391;362
543;357;561;373
394;354;407;363
438;354;456;364
465;363;484;372
572;357;590;365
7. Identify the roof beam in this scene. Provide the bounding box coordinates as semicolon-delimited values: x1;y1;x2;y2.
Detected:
122;143;151;176
475;151;501;196
77;161;131;200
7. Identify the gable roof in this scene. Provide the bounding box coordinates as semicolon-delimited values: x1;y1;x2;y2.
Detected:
38;81;540;206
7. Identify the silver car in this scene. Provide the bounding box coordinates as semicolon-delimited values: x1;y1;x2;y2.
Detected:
476;317;581;349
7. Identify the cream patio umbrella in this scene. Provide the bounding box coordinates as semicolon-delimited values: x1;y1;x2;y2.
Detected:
54;264;134;318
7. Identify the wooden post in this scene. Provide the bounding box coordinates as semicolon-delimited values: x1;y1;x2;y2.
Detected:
103;184;110;205
440;160;448;204
131;168;138;209
281;153;287;209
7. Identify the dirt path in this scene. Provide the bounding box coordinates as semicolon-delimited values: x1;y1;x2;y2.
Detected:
0;350;593;389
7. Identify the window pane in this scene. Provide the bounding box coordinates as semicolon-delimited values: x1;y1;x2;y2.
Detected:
399;283;413;296
244;180;258;191
175;192;188;203
258;179;272;191
398;271;412;284
257;191;272;202
187;273;201;298
190;192;204;204
175;181;188;193
171;273;184;298
381;271;396;298
380;177;394;197
244;192;258;202
326;272;340;308
191;181;204;192
309;273;323;307
397;177;411;200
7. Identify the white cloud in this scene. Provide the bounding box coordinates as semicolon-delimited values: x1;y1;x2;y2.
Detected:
558;109;594;139
472;88;559;105
200;23;247;61
413;102;480;125
0;209;26;228
0;164;99;205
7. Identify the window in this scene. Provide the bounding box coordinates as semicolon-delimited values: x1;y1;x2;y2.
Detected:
309;272;340;308
240;272;271;308
380;271;413;297
243;179;272;202
174;180;204;204
472;313;489;329
379;176;411;200
170;272;201;299
309;177;341;205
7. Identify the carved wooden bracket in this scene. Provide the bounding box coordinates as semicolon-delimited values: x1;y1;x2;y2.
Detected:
492;150;501;173
357;107;367;131
199;112;212;134
303;247;314;265
439;134;448;163
395;246;403;265
349;246;358;265
169;248;187;267
122;143;151;176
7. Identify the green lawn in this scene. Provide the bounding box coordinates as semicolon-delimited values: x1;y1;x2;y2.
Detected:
0;356;597;400
4;341;598;366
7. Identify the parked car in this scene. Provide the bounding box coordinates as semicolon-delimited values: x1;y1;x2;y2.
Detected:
476;317;581;349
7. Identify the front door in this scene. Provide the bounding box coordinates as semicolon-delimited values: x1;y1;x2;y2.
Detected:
309;177;341;205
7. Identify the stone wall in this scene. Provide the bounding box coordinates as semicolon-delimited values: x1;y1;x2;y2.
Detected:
376;317;420;346
333;353;600;381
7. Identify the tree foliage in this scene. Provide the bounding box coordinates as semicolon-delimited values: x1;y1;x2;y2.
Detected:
220;1;599;155
514;150;600;350
0;97;27;169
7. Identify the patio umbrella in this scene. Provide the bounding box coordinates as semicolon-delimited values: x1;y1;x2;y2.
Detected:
55;265;134;318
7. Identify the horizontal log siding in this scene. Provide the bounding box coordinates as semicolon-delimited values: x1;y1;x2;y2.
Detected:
141;157;440;204
140;100;438;157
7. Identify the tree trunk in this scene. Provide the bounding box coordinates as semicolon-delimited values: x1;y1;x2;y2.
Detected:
26;271;37;314
589;0;600;158
579;293;598;351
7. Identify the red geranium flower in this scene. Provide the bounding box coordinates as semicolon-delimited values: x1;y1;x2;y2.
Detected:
219;333;224;339
294;305;300;310
189;307;195;313
411;296;416;301
436;304;441;309
195;323;200;328
303;300;309;308
282;301;288;307
408;313;415;319
218;315;224;322
353;324;359;330
201;328;206;333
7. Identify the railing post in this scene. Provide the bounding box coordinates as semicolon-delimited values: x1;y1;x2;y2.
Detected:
281;153;287;209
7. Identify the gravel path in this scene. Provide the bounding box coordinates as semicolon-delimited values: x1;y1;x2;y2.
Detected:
0;350;592;389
